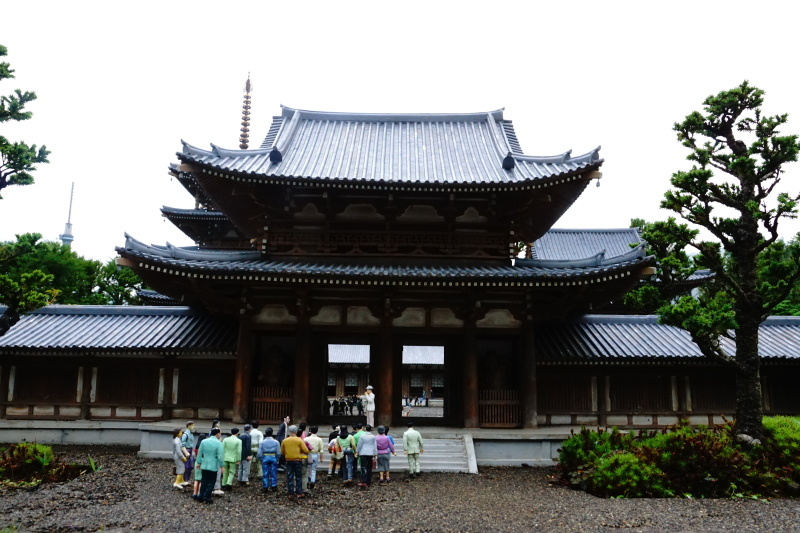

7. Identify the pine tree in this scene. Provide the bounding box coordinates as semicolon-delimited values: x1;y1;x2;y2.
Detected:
0;44;49;198
660;81;800;439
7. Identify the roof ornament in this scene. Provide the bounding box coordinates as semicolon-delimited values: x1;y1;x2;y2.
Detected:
269;146;282;163
239;74;252;149
502;151;515;171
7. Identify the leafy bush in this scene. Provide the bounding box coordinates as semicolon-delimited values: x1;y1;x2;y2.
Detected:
587;452;672;498
557;418;800;498
745;416;800;495
558;427;632;474
637;423;747;497
0;443;55;482
558;427;634;490
0;442;90;487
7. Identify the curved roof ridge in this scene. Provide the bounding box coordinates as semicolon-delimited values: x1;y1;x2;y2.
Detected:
177;109;604;186
116;244;652;281
547;227;641;234
161;206;226;216
280;104;506;123
485;111;512;159
518;244;647;268
531;228;643;262
516;146;601;165
124;233;171;257
8;305;200;316
165;242;261;261
123;234;260;261
272;107;301;153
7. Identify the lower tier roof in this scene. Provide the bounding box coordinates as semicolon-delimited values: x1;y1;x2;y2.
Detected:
2;307;798;362
117;234;652;288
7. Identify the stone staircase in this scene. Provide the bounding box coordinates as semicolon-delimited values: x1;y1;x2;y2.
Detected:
390;435;475;473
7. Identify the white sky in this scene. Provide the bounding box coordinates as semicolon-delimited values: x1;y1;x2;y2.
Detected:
3;1;800;261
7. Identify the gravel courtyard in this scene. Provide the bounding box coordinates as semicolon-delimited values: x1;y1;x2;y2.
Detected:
1;445;799;533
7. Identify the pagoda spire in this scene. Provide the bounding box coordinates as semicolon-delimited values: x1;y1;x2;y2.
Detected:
239;74;252;149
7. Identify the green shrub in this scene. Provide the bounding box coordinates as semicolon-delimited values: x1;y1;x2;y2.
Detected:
0;442;55;482
637;423;747;497
746;416;800;495
557;417;800;499
761;416;800;469
0;442;88;486
587;452;672;498
558;427;632;474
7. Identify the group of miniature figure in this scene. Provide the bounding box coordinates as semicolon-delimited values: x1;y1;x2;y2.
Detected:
170;386;424;503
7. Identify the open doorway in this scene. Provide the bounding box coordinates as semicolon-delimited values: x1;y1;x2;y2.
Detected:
401;345;444;419
326;344;370;418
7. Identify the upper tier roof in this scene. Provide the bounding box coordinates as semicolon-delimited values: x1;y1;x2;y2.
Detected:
178;106;602;186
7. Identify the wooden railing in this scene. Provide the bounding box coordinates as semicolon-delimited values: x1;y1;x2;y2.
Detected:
478;389;521;428
250;386;293;423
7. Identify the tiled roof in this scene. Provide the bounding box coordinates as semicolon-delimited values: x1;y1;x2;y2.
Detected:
535;315;800;361
179;106;601;187
4;308;797;362
118;234;650;287
161;207;227;220
137;289;181;306
531;228;642;261
0;306;237;354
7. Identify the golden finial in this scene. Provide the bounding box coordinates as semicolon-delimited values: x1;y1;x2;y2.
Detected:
239;73;252;149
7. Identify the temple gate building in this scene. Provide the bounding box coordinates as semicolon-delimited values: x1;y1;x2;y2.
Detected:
1;106;798;430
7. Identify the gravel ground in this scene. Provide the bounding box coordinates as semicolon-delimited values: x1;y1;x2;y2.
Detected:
1;445;799;533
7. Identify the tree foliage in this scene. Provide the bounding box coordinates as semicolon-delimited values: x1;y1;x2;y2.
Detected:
659;81;800;438
624;217;700;314
0;234;147;335
93;259;145;306
0;44;49;198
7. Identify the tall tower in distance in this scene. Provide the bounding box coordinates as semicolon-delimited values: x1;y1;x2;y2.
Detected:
59;182;75;247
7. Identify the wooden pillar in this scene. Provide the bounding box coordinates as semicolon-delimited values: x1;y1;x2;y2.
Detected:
684;375;693;412
463;319;479;428
336;372;345;397
521;320;538;428
163;360;174;421
292;311;311;422
375;313;394;427
602;375;612;425
233;316;253;423
78;364;93;420
0;365;7;419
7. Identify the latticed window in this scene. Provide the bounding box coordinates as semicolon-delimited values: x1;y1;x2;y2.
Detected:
411;373;423;387
327;372;336;386
345;373;358;386
431;373;444;387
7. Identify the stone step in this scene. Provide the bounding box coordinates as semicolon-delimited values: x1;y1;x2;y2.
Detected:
395;437;470;473
316;437;471;473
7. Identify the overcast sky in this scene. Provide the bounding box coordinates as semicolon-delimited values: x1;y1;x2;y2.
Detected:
3;1;800;261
